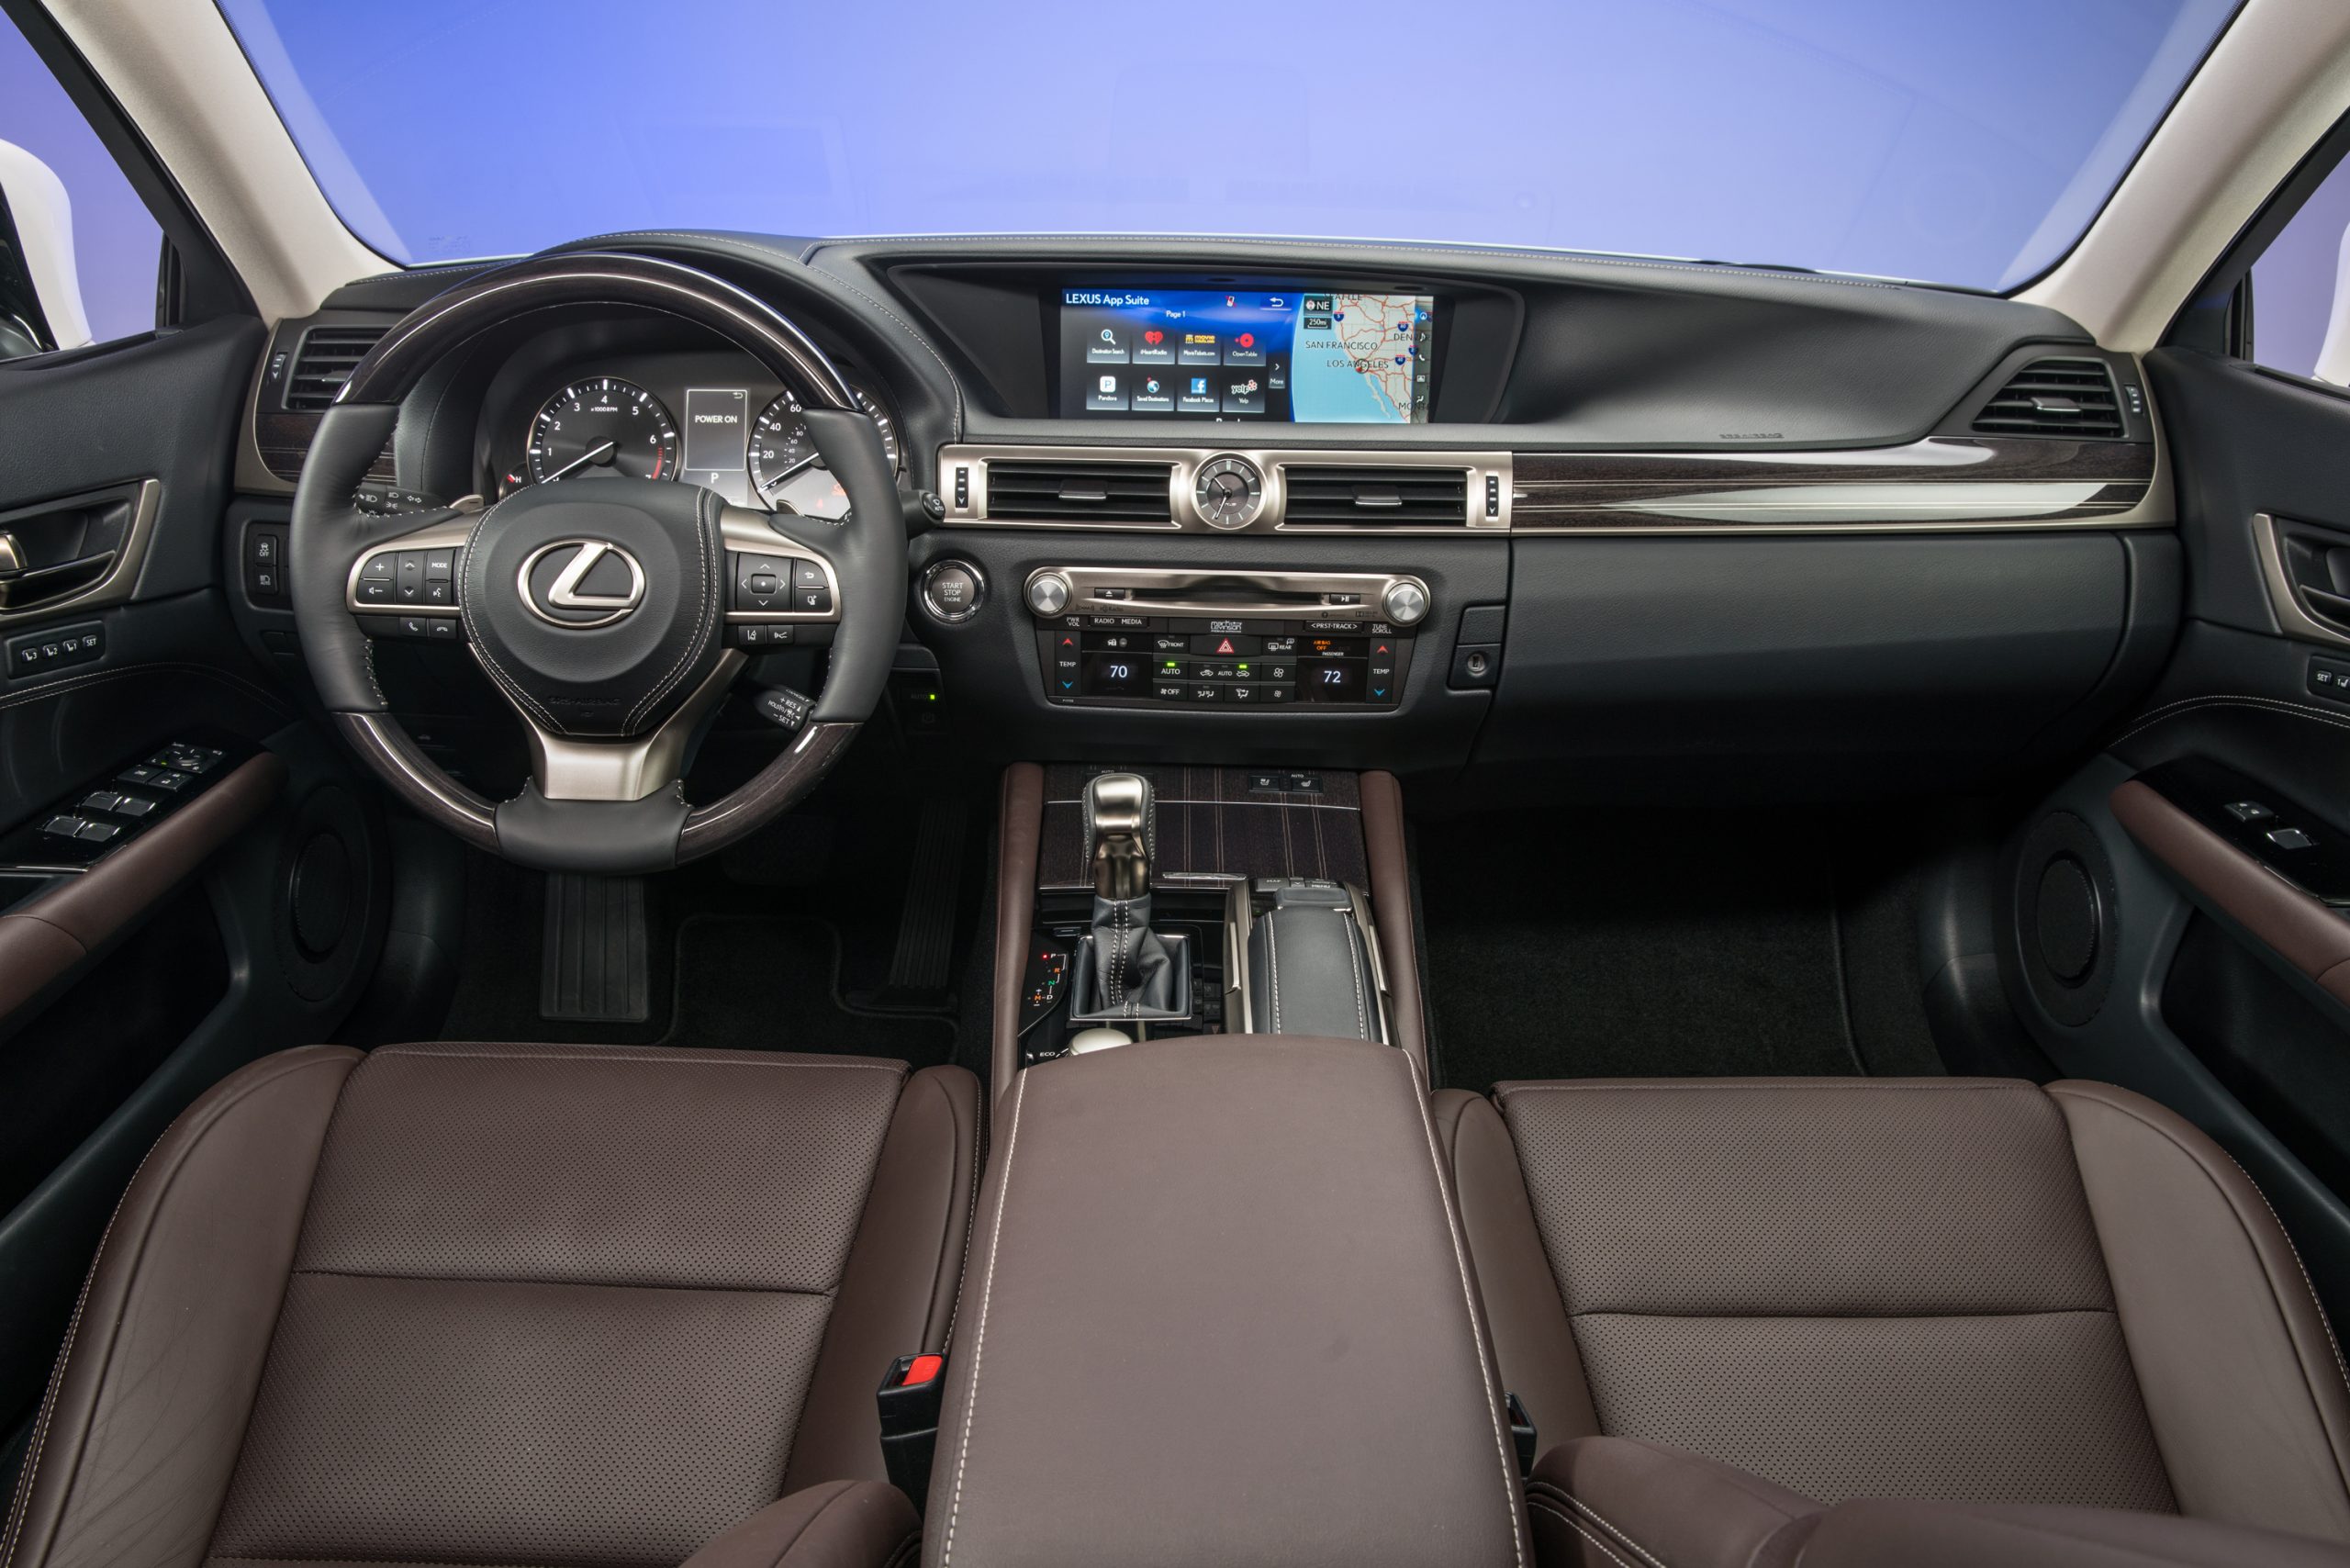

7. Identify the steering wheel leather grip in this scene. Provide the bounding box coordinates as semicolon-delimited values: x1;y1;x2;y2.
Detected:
288;252;906;874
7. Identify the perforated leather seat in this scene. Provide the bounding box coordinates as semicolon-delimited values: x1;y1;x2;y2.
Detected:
3;1041;981;1568
1438;1077;2350;1546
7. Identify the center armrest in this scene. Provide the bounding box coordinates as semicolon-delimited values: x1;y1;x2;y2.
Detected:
925;1034;1527;1568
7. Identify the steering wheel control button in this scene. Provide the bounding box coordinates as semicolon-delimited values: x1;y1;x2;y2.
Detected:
1382;580;1430;625
754;686;814;734
1026;572;1072;616
921;561;985;623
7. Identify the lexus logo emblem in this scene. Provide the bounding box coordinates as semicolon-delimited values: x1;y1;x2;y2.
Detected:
519;539;646;629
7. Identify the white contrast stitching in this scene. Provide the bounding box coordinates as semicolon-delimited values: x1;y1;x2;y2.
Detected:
1404;1052;1528;1568
940;1071;1026;1568
1526;1499;1640;1568
1267;913;1283;1033
1340;912;1370;1042
2114;694;2350;747
623;486;721;731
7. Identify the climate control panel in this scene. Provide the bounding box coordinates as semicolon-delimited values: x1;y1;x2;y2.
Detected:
1024;567;1424;711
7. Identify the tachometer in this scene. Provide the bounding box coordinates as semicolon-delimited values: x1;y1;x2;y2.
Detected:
746;386;900;520
526;377;678;484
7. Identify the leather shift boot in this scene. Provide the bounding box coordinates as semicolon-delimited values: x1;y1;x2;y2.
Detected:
1086;892;1177;1015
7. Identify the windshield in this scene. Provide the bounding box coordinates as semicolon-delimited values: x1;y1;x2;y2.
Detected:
214;0;2238;291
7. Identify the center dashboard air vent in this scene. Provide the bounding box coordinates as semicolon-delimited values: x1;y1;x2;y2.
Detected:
986;459;1174;522
1971;358;2125;439
285;325;390;410
1280;465;1470;527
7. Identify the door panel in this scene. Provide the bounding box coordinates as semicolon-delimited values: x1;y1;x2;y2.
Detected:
0;320;391;1472
1998;344;2350;1316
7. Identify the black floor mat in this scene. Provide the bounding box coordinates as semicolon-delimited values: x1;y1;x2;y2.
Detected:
432;843;958;1067
1419;810;1892;1091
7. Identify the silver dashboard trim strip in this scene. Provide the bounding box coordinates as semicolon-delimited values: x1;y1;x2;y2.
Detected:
935;438;2172;534
937;443;1512;533
0;478;162;631
2253;511;2350;651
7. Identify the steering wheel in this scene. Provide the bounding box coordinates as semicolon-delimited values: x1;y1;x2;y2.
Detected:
289;252;905;874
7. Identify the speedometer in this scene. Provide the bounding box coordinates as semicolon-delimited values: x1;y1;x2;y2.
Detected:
747;386;900;520
526;377;678;485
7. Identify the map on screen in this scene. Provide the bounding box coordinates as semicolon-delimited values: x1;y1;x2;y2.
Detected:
1059;286;1433;422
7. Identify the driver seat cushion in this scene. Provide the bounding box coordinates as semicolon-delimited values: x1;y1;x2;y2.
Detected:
2;1041;981;1568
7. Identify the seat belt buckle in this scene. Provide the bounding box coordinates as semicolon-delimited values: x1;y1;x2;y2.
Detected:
878;1352;948;1510
1506;1391;1537;1477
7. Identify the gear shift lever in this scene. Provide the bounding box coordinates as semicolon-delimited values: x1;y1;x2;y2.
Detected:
1080;773;1177;1017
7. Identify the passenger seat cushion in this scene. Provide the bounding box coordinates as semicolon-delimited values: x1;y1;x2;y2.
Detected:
1492;1079;2176;1511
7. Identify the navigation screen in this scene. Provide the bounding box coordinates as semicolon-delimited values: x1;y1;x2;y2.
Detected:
1059;286;1434;422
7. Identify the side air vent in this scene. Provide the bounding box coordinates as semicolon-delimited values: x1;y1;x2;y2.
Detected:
1971;358;2125;439
1281;465;1470;526
988;459;1173;522
285;325;389;410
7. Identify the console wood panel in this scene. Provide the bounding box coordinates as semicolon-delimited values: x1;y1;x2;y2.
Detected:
1036;764;1367;890
1511;437;2153;530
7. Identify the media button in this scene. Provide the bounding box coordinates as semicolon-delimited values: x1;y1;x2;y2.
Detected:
1178;375;1220;415
1178;331;1221;366
1084;373;1127;412
1085;326;1131;364
1223;330;1266;366
1130;375;1176;413
1222;376;1267;416
1134;328;1177;365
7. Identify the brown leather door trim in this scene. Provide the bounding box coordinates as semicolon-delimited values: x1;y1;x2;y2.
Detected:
0;751;286;1025
2110;778;2350;1006
991;762;1045;1107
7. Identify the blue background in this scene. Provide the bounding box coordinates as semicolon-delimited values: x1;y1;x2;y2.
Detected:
213;0;2237;291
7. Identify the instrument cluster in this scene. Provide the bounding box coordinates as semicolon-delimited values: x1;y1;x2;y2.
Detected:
488;352;901;520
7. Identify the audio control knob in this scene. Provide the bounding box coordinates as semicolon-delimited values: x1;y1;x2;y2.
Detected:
1026;572;1071;617
1382;580;1429;626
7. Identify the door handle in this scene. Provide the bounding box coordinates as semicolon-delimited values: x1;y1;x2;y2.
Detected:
0;545;119;610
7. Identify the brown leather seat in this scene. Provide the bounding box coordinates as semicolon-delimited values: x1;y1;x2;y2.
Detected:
1438;1076;2350;1549
3;1040;982;1568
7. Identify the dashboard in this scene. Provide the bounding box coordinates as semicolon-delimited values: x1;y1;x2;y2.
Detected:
233;231;2181;804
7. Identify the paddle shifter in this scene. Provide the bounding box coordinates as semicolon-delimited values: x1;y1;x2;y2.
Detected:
1079;772;1179;1018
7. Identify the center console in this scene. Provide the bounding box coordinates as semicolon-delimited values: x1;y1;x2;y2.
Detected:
926;1034;1526;1568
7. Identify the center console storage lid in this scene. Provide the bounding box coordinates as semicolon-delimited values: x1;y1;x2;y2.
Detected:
927;1035;1526;1568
